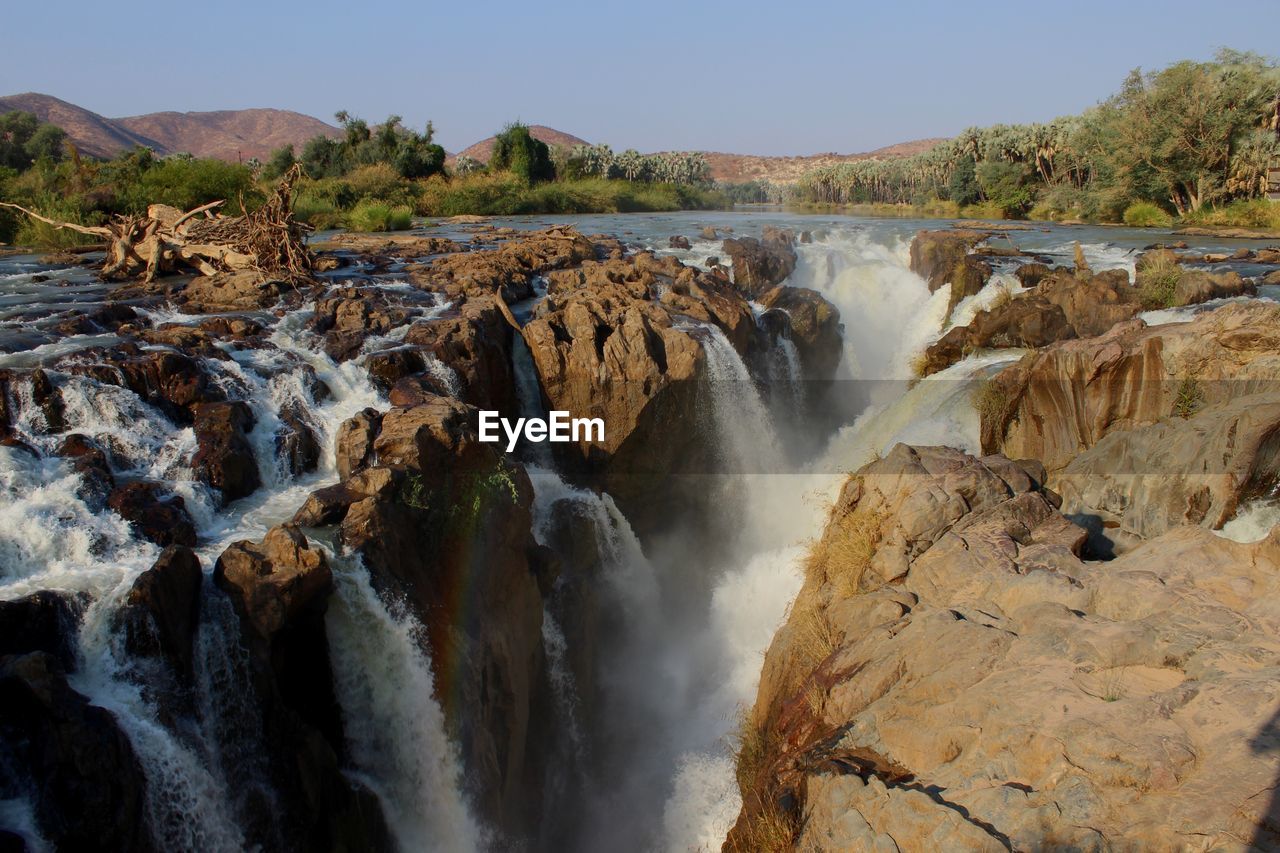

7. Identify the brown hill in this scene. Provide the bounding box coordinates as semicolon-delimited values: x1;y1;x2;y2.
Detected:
0;93;161;159
455;126;591;164
0;93;340;161
114;109;341;161
700;138;949;184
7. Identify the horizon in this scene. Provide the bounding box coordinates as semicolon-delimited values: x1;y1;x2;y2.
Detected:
3;0;1277;157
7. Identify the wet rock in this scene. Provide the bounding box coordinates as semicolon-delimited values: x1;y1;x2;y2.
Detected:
336;397;548;837
908;229;986;291
291;468;397;528
61;344;220;424
191;401;260;503
0;653;155;852
55;434;115;509
335;407;383;480
1014;261;1054;289
116;546;203;677
757;286;843;380
276;403;321;477
0;591;85;671
722;226;797;296
27;369;63;434
700;226;718;240
310;286;415;362
214;525;332;639
1173;268;1254;305
107;481;198;547
669;235;691;250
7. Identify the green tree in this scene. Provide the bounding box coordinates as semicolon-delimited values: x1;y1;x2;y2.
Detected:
976;160;1033;216
490;123;555;184
948;155;980;206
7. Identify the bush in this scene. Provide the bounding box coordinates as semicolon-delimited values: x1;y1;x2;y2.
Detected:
1123;201;1173;228
1135;249;1183;309
1179;198;1280;231
345;200;412;232
344;163;418;206
10;193;102;249
490;123;555;184
975;161;1033;218
126;158;258;213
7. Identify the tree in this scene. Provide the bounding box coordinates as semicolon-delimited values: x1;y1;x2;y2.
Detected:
976;160;1033;216
0;111;66;170
948;156;980;206
490;123;555;183
263;144;298;180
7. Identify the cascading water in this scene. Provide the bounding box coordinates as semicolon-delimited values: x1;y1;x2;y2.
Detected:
325;556;482;853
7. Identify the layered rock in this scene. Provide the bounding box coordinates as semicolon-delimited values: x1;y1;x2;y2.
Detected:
729;444;1280;851
981;302;1280;475
756;286;843;382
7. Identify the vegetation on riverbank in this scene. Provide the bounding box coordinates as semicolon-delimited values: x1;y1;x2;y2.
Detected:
0;117;725;247
793;50;1280;227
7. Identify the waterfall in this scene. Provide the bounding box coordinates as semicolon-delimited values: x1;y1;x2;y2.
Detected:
325;557;481;853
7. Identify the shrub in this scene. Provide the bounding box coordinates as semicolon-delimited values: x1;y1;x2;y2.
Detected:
1123;201;1173;228
490;122;555;184
345;200;412;232
10;193;102;249
972;378;1009;423
1136;249;1182;309
126;158;259;213
1173;378;1203;418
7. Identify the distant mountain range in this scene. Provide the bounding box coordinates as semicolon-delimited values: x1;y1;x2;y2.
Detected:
0;93;944;183
0;93;341;161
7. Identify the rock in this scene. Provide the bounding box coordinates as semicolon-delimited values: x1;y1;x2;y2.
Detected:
408;226;595;303
309;286;417;362
61;345;220;424
700;226;718;240
180;270;290;313
1173;268;1254;305
291;468;397;528
0;592;85;671
214;525;332;638
757;286;843;380
276;403;321;477
668;235;691;250
191;401;260;503
731;444;1280;851
335;408;383;480
982;301;1280;474
1264;269;1280;286
405;296;518;413
1014;262;1054;289
908;229;986;291
335;397;548;837
921;267;1142;376
0;653;155;852
722;227;797;296
55;434;115;509
107;481;198;547
116;546;203;676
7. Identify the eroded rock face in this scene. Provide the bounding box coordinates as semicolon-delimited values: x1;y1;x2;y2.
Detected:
116;546;203;677
923;267;1144;375
214;525;332;638
60;345;220;424
908;229;987;292
722;226;797;297
107;481;198;547
322;396;549;838
179;271;292;313
981;301;1280;474
729;444;1280;851
404;296;518;414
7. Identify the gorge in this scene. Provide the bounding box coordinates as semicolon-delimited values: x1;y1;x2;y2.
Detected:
2;209;1280;852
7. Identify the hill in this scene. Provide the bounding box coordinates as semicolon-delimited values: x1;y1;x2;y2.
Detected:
0;93;340;161
699;138;949;184
454;126;591;164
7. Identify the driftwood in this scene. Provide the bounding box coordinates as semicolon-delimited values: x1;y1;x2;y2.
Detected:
0;165;314;283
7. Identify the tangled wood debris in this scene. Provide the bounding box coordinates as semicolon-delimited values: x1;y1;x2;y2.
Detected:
0;165;314;283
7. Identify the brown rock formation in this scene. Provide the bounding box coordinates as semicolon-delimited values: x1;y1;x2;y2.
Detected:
722;226;798;297
729;444;1280;851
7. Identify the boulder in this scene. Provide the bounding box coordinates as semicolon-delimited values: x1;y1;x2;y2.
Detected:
116;546;204;677
408;226;595;303
61;345;220;424
179;270;290;313
0;654;155;852
908;229;986;291
756;286;843;381
107;481;198;547
722;226;797;296
55;434;115;510
668;235;691;250
335;408;382;481
191;401;260;503
214;525;332;639
0;591;85;671
405;296;518;413
334;396;549;837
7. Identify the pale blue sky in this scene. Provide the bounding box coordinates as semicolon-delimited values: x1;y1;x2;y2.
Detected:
2;0;1276;155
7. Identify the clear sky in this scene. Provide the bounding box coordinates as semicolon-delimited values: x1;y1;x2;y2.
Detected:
3;0;1276;156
